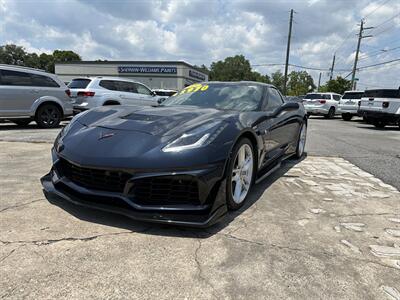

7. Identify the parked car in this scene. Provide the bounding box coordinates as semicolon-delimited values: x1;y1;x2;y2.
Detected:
338;90;364;121
42;81;307;227
152;89;177;103
68;77;159;114
303;92;341;118
358;88;400;128
0;64;73;128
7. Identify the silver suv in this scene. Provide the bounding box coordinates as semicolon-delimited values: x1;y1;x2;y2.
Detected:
0;64;73;128
68;77;160;113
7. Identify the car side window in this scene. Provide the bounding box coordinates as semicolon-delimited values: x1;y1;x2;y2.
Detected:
333;95;340;101
30;74;59;87
135;83;152;96
99;80;119;91
265;88;284;111
118;81;138;93
0;69;33;86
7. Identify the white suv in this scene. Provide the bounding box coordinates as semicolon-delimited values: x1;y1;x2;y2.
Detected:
338;90;364;121
303;92;341;118
358;89;400;128
68;77;159;113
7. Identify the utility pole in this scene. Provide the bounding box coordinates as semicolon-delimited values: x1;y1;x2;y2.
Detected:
351;19;373;90
329;54;336;81
317;72;322;91
283;9;294;96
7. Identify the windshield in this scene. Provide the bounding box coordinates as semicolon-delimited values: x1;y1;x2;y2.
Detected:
162;83;264;111
68;79;91;89
342;92;363;99
363;89;400;98
304;93;330;99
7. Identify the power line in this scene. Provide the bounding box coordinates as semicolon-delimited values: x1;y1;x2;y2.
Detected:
358;58;400;70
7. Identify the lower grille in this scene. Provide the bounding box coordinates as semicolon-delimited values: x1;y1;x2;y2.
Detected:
131;176;200;206
57;158;131;193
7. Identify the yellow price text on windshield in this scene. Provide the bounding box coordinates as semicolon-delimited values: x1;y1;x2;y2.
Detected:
179;84;209;95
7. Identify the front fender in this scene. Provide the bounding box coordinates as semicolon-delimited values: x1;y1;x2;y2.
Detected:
30;96;71;117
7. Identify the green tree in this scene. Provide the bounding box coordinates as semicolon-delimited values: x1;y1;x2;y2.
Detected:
320;76;352;94
271;70;284;93
287;71;315;96
251;71;271;84
0;44;27;65
39;53;54;73
209;55;254;81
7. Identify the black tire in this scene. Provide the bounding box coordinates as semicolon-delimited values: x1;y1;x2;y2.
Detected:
295;122;307;159
35;104;62;128
226;138;256;211
373;120;386;128
12;119;32;126
342;113;352;121
324;107;335;119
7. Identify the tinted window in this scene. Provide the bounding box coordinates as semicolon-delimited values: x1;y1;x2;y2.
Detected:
0;69;32;86
68;79;91;89
135;83;152;95
342;92;364;99
118;81;138;93
304;93;322;99
30;74;59;87
333;95;341;101
154;91;176;97
363;89;400;98
265;88;283;111
163;83;263;111
99;80;120;91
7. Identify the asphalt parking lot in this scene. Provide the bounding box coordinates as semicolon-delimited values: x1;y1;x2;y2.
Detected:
1;118;399;299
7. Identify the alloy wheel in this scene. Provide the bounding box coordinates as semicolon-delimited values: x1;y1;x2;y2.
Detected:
231;144;254;204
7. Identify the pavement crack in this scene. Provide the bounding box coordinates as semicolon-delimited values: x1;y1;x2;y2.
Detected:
194;239;218;299
0;199;44;213
0;248;17;264
0;228;152;246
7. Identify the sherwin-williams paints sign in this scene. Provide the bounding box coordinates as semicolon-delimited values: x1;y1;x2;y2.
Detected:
118;66;177;74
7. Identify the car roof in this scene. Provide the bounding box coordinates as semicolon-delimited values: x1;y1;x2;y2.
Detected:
71;76;145;84
0;64;51;75
343;90;364;93
307;92;341;95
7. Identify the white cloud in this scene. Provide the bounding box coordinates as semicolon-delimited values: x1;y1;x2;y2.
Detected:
0;0;399;88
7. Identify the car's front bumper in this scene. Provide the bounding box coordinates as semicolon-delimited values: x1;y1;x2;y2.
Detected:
40;151;228;228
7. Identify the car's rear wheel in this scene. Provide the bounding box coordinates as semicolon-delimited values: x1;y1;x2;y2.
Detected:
12;119;31;126
295;122;307;158
226;138;255;210
342;113;352;121
324;107;335;119
35;104;62;128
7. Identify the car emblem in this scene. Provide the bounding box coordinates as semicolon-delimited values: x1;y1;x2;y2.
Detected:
98;132;115;140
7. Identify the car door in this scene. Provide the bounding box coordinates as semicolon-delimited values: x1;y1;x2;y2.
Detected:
0;69;37;116
262;87;300;162
134;83;158;106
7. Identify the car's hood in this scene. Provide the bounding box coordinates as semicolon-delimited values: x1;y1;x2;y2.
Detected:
77;105;235;137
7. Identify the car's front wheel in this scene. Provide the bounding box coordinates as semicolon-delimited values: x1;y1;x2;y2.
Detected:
373;120;386;128
226;138;255;210
295;122;307;158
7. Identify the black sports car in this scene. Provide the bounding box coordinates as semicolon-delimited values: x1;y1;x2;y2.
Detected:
41;82;307;227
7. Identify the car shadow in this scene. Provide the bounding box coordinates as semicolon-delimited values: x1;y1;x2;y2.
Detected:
44;155;305;239
355;124;400;131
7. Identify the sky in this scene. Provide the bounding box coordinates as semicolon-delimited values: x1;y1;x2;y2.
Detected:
1;0;399;89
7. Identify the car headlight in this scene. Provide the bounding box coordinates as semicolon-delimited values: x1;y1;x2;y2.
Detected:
162;121;228;152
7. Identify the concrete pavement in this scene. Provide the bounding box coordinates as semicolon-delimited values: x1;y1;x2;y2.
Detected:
1;140;399;299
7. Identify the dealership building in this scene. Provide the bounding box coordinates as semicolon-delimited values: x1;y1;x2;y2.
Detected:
55;61;208;90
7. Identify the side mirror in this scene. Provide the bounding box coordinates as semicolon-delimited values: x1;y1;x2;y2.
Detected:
151;91;157;97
